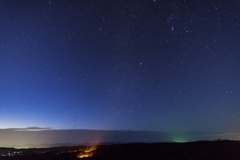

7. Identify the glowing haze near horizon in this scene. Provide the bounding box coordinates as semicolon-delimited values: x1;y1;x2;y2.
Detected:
0;0;240;136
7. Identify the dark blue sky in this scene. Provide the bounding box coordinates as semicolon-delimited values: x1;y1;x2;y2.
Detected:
0;0;240;133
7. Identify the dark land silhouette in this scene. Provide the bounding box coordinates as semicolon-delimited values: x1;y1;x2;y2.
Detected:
1;140;240;160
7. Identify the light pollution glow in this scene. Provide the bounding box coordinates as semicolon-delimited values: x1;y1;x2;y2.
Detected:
0;128;239;148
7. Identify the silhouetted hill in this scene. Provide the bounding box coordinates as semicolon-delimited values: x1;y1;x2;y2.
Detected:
92;140;240;160
1;140;240;160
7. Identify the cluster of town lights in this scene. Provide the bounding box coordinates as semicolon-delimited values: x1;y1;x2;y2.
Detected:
77;150;93;158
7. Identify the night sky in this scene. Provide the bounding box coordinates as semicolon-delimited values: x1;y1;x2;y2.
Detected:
1;0;240;133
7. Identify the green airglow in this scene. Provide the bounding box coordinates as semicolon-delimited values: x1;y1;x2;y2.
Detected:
170;132;189;143
172;137;187;143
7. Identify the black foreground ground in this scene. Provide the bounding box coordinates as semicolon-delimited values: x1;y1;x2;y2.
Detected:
1;140;240;160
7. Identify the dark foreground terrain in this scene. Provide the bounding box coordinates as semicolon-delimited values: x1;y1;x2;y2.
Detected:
1;140;240;160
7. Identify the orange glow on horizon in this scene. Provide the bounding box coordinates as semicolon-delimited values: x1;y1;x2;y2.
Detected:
77;151;93;158
77;145;97;158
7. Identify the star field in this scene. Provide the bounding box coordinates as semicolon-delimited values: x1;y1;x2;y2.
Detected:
0;0;240;132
